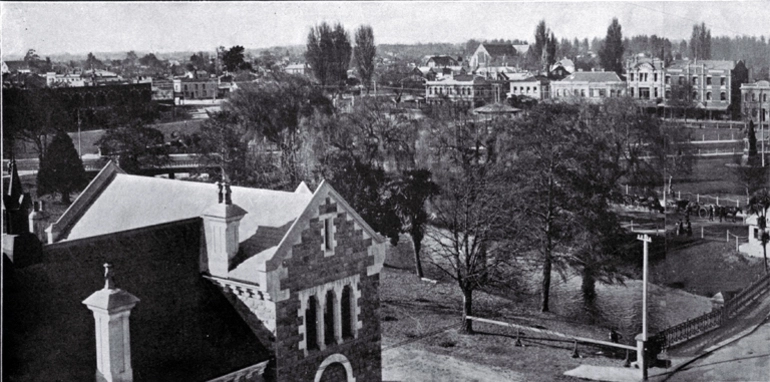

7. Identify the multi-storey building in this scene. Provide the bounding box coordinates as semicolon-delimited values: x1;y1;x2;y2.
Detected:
425;74;506;107
626;57;666;106
663;60;749;119
550;71;626;102
173;76;218;100
507;73;550;100
740;80;770;124
45;72;87;87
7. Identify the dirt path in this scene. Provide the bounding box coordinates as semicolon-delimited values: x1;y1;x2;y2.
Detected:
382;344;528;382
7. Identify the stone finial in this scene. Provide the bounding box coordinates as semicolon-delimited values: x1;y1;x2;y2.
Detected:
217;181;224;204
104;263;114;290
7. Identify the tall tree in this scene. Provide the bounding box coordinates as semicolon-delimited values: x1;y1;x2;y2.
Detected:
426;108;520;333
690;23;712;60
2;88;71;161
748;188;770;274
225;74;333;189
599;18;625;75
353;25;377;92
36;130;88;204
306;22;352;87
85;52;103;70
545;32;558;71
222;46;248;72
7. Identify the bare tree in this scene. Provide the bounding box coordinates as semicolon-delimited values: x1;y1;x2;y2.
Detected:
425;109;520;333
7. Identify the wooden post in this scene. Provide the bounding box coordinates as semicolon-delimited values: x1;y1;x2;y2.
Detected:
716;196;719;205
736;236;739;251
727;230;730;243
638;234;651;341
701;226;704;238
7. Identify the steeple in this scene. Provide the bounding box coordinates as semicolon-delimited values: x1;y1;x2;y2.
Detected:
3;159;32;235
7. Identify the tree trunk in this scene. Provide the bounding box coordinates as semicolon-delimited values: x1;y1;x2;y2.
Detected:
541;251;552;312
61;191;71;204
411;231;424;278
581;265;597;304
461;287;474;334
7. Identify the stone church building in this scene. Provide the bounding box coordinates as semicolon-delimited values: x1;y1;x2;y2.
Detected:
3;161;386;381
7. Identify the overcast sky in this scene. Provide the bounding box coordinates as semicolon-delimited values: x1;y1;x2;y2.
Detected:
2;1;769;58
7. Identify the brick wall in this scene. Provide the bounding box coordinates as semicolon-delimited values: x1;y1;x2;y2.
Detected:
273;197;382;382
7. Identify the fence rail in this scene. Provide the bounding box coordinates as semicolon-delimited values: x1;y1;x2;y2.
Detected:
653;273;770;349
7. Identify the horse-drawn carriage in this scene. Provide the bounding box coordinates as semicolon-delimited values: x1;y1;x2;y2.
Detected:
674;200;743;221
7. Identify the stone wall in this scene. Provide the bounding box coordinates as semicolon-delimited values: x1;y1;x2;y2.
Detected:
273;197;382;382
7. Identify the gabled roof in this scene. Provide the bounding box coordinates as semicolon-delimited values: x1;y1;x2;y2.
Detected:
481;43;518;57
4;60;30;72
53;162;314;243
558;71;623;83
427;55;458;66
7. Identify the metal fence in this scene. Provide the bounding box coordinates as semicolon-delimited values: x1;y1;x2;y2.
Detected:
653;272;770;349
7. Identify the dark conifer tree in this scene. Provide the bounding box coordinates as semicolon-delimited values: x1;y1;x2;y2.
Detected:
36;130;87;204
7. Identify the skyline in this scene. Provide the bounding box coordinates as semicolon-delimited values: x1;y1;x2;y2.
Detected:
2;1;770;58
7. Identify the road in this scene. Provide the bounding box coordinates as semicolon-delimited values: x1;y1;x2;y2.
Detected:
668;318;770;382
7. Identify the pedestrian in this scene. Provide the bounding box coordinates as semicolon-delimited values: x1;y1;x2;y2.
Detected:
718;206;723;222
686;220;692;236
709;205;714;221
677;219;683;236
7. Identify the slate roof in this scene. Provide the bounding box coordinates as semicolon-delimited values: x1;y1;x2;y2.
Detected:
62;173;314;243
559;71;623;83
3;60;31;72
4;219;270;381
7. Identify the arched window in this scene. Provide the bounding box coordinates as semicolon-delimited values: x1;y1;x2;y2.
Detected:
324;290;335;345
306;296;319;350
692;91;698;100
721;92;726;101
341;286;353;340
665;90;671;99
706;92;712;101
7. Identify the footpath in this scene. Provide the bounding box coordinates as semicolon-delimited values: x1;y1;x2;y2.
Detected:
563;292;770;382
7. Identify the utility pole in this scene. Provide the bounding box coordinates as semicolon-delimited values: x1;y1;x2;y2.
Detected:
77;109;82;158
636;233;652;380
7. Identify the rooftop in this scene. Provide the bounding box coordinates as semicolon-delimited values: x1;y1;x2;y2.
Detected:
481;43;518;57
63;173;314;243
668;60;738;71
558;71;623;83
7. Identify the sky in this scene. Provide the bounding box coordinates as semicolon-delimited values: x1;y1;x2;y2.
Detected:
2;1;769;58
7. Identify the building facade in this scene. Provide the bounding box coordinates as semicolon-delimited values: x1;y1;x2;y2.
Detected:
425;74;506;107
507;74;550;100
174;77;218;100
663;60;749;119
550;71;626;102
469;43;520;69
625;57;666;106
426;55;459;68
740;80;770;124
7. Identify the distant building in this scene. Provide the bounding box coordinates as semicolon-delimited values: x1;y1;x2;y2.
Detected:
425;74;507;107
173;77;218;101
426;55;459;68
549;58;575;79
663;60;749;119
469;43;520;69
507;73;550;100
476;66;518;81
45;72;86;87
2;60;32;74
413;66;437;81
740;80;769;123
286;63;310;76
551;71;626;102
152;78;175;101
738;213;770;259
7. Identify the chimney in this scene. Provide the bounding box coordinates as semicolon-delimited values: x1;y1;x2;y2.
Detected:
201;181;247;277
82;264;140;382
29;201;49;242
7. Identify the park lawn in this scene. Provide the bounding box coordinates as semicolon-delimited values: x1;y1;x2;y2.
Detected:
380;266;626;382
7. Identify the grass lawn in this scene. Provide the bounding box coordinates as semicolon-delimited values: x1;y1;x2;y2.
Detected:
380;266;627;382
